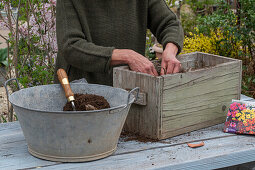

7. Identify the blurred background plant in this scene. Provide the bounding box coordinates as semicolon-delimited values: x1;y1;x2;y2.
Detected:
195;0;255;97
0;0;56;122
147;0;255;98
0;0;56;88
0;47;7;66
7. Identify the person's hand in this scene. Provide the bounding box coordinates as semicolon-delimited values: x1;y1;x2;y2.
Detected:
111;49;158;76
161;43;181;75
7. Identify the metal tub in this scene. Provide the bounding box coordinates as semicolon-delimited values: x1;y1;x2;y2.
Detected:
5;79;138;162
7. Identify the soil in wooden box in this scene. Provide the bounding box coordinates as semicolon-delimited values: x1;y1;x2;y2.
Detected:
63;93;110;111
151;59;212;75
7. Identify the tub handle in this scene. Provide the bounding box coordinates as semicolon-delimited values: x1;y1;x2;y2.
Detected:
127;87;139;106
4;78;21;98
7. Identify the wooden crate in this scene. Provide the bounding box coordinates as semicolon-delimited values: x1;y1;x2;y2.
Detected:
113;52;242;140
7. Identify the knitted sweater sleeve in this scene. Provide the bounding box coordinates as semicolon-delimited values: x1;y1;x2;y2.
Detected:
56;0;115;73
148;0;184;54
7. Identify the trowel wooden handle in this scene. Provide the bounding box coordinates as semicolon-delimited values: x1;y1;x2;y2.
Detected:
57;68;74;102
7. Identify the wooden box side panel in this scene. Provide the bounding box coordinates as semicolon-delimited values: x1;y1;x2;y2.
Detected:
178;52;198;71
113;67;163;139
161;60;242;139
178;52;239;71
178;52;198;63
197;52;239;66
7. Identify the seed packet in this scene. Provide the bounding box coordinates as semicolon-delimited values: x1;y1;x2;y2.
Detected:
223;100;255;135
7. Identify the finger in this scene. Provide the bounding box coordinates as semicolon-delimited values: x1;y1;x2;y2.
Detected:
152;67;159;76
147;64;158;76
143;65;154;76
166;63;174;74
161;61;166;75
173;63;181;73
145;68;154;76
144;69;153;76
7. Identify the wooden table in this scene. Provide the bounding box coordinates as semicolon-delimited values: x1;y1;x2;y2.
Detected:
1;95;255;170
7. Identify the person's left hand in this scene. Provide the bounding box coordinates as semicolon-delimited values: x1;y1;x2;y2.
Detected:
161;43;181;75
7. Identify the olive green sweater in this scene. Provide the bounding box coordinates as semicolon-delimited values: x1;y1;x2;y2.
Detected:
54;0;184;85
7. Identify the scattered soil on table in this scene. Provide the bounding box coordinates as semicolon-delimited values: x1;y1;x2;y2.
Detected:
121;131;159;143
63;93;110;111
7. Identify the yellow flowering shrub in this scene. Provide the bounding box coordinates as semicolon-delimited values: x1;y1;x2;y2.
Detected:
181;27;241;58
182;28;219;55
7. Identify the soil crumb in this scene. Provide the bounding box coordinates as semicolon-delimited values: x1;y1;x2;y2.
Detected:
63;93;110;111
121;131;159;143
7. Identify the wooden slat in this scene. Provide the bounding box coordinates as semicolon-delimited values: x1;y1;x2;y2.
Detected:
241;94;255;101
1;131;254;169
161;59;241;138
113;67;162;139
159;148;255;170
2;121;255;169
163;61;240;90
161;117;227;139
177;52;198;63
197;52;237;63
0;122;58;169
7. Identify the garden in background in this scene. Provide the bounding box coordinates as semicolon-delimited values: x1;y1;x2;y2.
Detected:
0;0;254;122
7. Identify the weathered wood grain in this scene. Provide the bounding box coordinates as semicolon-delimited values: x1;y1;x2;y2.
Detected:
161;60;241;138
113;67;163;139
113;52;242;139
1;122;255;170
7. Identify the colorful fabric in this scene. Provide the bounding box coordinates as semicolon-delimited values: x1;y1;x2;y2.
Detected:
223;102;255;135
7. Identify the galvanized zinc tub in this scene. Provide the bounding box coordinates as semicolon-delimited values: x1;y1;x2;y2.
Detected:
5;79;138;162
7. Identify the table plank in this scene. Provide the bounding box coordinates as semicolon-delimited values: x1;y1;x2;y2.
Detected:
1;122;255;170
23;135;255;170
1;95;255;170
116;124;234;155
158;148;255;170
240;94;255;102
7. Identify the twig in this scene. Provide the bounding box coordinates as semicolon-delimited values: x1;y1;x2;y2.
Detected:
0;34;8;41
7;42;11;79
5;0;18;79
22;1;31;68
14;0;21;75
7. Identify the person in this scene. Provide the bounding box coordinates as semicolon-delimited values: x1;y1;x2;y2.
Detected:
54;0;184;86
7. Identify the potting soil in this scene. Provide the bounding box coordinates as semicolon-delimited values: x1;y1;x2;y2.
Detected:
63;93;110;111
151;59;212;74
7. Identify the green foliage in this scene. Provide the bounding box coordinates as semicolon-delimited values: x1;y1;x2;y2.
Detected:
197;0;254;57
1;115;7;123
185;0;216;14
145;30;156;60
0;48;8;66
17;55;54;88
17;37;55;87
180;4;198;35
165;0;177;7
1;0;56;88
191;0;255;97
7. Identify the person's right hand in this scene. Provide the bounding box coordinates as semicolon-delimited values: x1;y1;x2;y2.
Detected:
111;49;158;76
